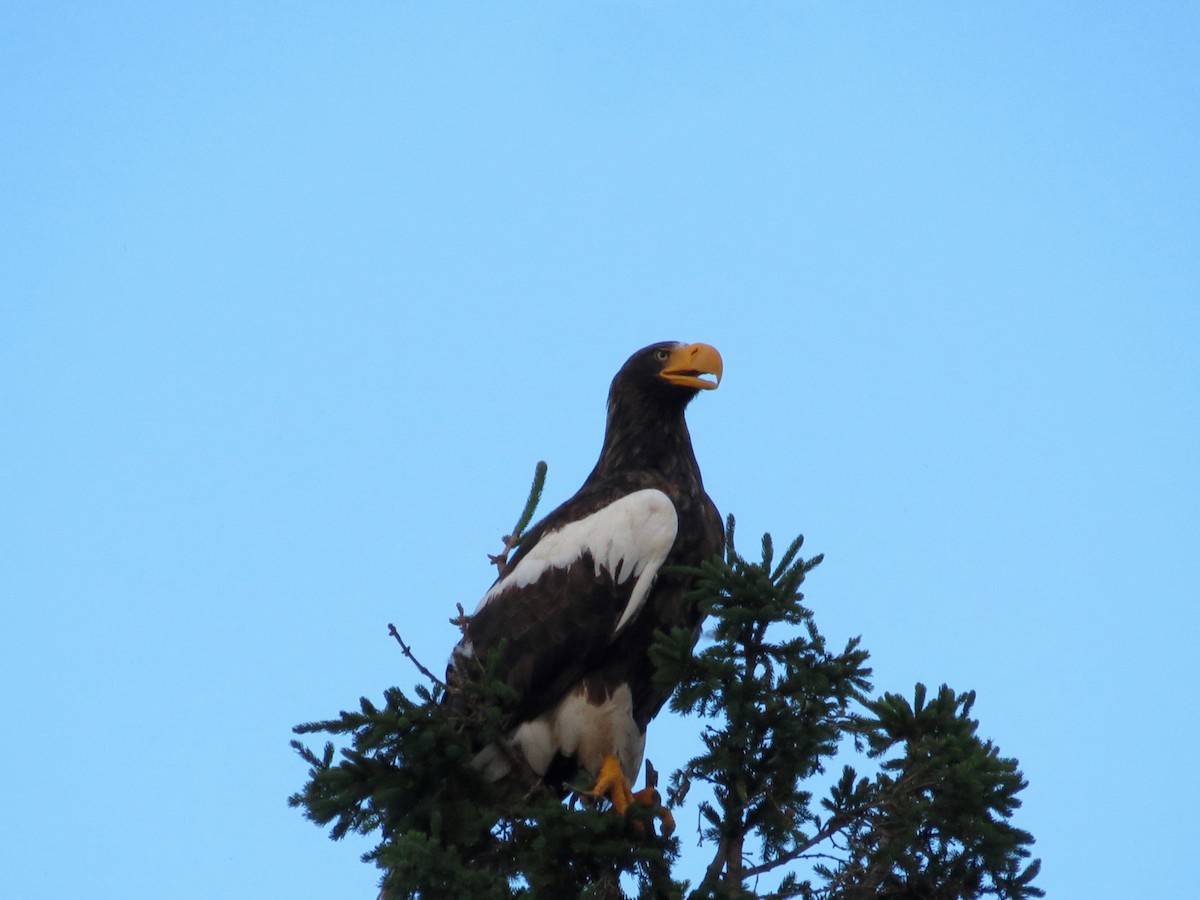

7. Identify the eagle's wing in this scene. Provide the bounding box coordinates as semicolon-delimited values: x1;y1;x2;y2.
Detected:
451;487;678;727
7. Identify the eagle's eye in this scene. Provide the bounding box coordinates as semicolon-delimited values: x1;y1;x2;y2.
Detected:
654;348;670;363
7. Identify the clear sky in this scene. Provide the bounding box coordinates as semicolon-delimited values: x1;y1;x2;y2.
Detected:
2;4;1196;897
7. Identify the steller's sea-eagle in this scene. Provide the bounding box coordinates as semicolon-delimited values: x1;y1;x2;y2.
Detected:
446;341;724;827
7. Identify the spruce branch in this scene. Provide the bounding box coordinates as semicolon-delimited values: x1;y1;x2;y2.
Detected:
488;460;548;573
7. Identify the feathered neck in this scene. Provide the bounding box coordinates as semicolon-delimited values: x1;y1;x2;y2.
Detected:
585;386;703;491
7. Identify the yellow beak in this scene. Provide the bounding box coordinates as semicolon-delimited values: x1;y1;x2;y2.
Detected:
659;343;723;390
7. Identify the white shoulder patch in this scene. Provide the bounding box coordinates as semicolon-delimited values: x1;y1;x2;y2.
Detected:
477;488;678;636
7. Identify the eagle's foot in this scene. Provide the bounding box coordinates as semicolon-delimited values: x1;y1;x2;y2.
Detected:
583;755;675;838
586;753;636;814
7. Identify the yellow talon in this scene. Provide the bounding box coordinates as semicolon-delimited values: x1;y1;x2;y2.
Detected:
584;755;675;837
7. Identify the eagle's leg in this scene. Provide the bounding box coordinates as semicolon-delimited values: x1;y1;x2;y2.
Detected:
587;753;636;814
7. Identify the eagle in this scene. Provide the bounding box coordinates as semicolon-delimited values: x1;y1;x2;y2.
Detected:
446;341;724;826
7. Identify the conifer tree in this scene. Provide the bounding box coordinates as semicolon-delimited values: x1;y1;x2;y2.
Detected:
290;466;1040;899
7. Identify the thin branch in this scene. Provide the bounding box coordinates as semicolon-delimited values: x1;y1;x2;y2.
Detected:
740;807;864;880
689;834;732;900
387;623;446;689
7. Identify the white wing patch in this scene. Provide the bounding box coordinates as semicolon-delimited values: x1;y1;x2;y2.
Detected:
476;488;678;637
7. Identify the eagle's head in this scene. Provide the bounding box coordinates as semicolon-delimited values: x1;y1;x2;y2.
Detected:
610;341;723;411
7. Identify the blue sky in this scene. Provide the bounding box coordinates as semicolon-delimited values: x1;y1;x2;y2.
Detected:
2;4;1196;897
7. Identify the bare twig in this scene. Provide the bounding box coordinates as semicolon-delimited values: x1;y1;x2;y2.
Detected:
487;532;521;574
387;623;447;689
449;602;471;637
